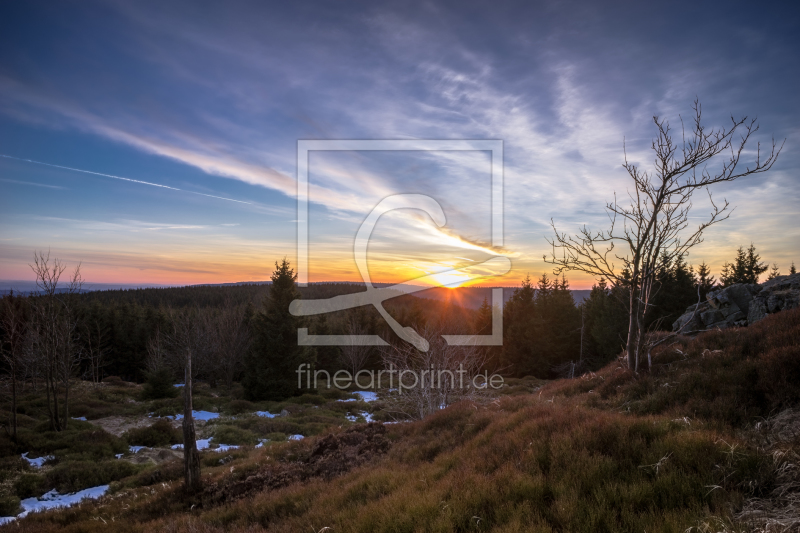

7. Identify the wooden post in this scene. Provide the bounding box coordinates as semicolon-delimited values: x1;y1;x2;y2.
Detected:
182;348;201;493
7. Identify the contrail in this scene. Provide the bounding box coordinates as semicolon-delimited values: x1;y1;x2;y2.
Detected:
0;154;253;205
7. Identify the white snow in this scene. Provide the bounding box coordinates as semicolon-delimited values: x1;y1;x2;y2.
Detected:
21;452;54;469
0;485;109;524
337;391;378;403
353;391;378;402
171;410;219;421
171;438;238;452
254;411;276;418
173;383;185;387
71;416;87;421
288;434;304;441
346;411;374;423
129;445;146;454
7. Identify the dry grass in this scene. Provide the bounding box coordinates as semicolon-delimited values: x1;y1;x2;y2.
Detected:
4;308;800;532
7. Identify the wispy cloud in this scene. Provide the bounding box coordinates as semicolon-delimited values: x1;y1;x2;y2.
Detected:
0;178;65;189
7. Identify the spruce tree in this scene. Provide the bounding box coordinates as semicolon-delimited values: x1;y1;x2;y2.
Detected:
501;275;542;377
545;275;581;370
582;279;629;362
474;296;501;371
721;244;768;285
791;262;797;275
767;263;781;280
695;261;716;300
744;244;768;284
243;259;315;401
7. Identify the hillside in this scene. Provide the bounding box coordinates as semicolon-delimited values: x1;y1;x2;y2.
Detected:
3;307;799;532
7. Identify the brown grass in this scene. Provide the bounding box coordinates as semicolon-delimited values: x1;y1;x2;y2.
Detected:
6;308;800;532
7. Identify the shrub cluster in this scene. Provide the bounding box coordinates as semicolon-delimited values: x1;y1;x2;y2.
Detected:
124;419;183;448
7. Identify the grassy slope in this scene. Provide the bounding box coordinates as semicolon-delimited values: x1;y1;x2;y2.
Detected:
7;308;800;532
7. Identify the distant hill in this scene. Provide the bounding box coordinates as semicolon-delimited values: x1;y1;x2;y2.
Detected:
410;286;592;309
1;279;592;307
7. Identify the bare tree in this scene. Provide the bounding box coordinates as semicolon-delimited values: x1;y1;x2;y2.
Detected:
380;321;489;420
145;325;171;374
1;292;27;441
28;251;84;430
547;100;782;371
83;319;108;384
203;301;250;389
339;316;372;377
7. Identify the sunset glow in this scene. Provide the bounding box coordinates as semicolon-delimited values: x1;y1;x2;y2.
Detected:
0;3;797;290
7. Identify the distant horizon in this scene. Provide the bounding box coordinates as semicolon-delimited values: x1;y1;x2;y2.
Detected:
0;278;540;291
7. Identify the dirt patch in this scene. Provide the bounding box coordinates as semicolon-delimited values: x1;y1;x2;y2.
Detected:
88;416;186;437
124;447;183;466
203;422;391;506
88;416;158;436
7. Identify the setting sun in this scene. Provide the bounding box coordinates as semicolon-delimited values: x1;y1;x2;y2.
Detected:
429;270;472;288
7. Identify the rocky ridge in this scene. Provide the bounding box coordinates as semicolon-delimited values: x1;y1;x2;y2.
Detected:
673;272;800;333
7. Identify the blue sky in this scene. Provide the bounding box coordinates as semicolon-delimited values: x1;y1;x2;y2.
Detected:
1;0;798;288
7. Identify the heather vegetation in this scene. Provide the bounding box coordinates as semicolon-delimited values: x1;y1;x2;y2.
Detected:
0;230;797;528
0;307;796;531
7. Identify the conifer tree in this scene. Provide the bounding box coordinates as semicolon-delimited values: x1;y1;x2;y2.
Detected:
721;244;768;285
744;244;768;284
695;261;716;300
545;275;581;369
243;259;315;401
474;297;493;336
582;279;628;362
502;275;542;377
791;262;797;275
767;263;781;280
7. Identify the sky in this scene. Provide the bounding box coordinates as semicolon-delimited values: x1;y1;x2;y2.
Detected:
1;0;798;289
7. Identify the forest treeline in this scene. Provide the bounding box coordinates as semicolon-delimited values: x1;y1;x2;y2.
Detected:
0;246;795;410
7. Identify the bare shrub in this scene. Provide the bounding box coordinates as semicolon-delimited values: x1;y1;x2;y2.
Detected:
379;321;490;420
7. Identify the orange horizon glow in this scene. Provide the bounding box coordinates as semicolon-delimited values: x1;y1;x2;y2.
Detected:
2;246;751;292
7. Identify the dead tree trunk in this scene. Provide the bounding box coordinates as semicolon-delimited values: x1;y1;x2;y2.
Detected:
182;347;201;493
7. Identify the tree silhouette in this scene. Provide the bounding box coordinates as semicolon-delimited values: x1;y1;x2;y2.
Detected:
547;100;782;371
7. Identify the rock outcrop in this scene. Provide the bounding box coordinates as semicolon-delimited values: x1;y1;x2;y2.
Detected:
673;272;800;334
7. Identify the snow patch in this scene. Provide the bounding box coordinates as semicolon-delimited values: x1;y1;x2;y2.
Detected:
354;391;378;402
288;434;304;441
346;411;374;423
254;411;276;418
337;391;378;403
171;410;219;421
0;485;109;523
171;438;238;452
21;452;54;469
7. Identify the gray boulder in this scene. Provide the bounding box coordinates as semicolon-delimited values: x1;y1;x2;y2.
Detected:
672;273;800;334
746;273;800;325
